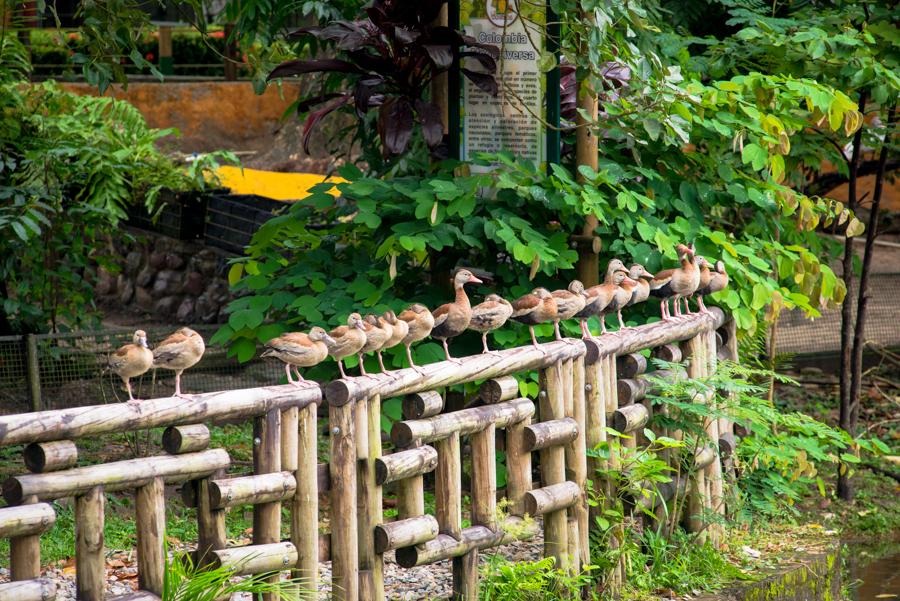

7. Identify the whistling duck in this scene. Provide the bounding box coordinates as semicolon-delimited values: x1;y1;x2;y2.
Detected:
325;313;367;378
626;264;654;310
109;330;153;402
695;260;728;313
261;326;333;386
374;311;407;371
152;327;205;398
512;287;558;350
573;259;626;338
431;269;484;362
650;244;701;320
690;258;712;314
360;314;393;375
601;267;637;332
469;294;514;354
550;281;587;342
399;303;435;374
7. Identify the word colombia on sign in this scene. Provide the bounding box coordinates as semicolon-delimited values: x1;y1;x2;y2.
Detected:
457;0;558;172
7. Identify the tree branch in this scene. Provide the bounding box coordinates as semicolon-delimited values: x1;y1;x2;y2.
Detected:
806;158;900;197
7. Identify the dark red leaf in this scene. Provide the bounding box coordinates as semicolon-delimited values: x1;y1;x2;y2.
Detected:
302;95;352;153
462;69;499;95
378;97;414;156
354;77;386;117
423;44;453;69
395;26;420;44
267;58;362;81
416;0;446;25
295;93;347;114
459;50;496;73
414;99;443;147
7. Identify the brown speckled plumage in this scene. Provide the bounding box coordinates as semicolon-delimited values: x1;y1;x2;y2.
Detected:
431;269;483;361
512;288;558;349
325;313;367;378
109;330;153;401
262;327;332;385
152;327;205;398
469;294;513;353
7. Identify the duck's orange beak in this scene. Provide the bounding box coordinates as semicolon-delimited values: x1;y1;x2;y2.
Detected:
469;274;484;284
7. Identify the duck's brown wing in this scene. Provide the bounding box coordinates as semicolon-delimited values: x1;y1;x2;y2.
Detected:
108;345;132;370
511;294;539;318
470;301;510;330
152;332;193;365
431;303;453;330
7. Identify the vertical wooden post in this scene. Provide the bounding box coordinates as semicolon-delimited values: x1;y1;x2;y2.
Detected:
539;362;569;571
575;33;600;287
559;359;580;571
358;395;384;601
136;477;166;595
465;422;496;598
76;486;105;601
704;329;725;544
25;334;41;412
330;401;359;601
604;354;624;588
435;432;468;599
10;495;40;581
505;414;532;516
282;406;299;472
293;401;319;598
254;408;282;601
570;356;590;569
683;334;710;544
196;476;226;567
430;3;449;136
158;24;174;75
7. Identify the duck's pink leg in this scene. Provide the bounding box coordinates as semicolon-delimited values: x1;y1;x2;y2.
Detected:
173;370;192;399
285;363;295;385
698;295;710;314
337;360;347;379
600;317;608;334
377;351;387;372
357;353;368;376
442;338;462;365
617;309;627;330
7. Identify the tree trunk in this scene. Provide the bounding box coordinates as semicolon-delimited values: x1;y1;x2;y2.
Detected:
847;105;896;476
837;90;868;501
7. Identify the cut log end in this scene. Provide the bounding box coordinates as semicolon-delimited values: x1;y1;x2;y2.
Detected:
478;376;519;404
23;440;78;474
161;424;210;455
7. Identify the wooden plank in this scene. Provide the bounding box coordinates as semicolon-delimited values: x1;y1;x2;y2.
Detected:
253;409;282;601
75;486;105;601
329;401;358;601
293;402;319;598
136;477;165;595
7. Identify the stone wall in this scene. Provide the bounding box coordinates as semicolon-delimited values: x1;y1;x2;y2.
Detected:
95;228;233;324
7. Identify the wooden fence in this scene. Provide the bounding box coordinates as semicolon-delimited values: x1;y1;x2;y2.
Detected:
0;308;736;601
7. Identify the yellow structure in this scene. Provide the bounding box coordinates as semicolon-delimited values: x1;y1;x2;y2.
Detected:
213;166;345;201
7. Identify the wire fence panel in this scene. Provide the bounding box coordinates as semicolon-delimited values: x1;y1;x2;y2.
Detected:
0;326;283;414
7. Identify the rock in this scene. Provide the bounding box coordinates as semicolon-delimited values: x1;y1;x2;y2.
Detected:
165;252;185;270
152;270;182;296
119;280;135;305
95;268;116;296
154;295;182;316
176;298;195;322
149;251;167;269
182;271;206;297
136;265;155;288
134;286;154;312
124;251;143;275
193;249;221;277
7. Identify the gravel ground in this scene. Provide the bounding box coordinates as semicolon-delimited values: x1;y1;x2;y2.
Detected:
0;533;544;601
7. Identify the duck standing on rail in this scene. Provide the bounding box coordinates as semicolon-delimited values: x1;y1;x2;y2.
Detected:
261;327;333;385
431;269;484;363
626;264;654;313
551;281;587;342
399;303;435;374
650;244;701;320
511;287;558;350
469;294;514;354
152;327;205;398
694;260;728;314
600;263;637;333
376;310;408;371
359;314;393;375
325;313;367;378
109;329;153;402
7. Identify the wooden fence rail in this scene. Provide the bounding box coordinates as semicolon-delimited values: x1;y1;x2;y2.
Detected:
0;308;734;601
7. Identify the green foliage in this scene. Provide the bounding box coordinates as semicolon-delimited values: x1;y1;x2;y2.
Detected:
164;549;308;601
0;39;229;333
479;555;596;601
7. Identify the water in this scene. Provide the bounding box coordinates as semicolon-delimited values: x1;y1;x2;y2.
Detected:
846;541;900;600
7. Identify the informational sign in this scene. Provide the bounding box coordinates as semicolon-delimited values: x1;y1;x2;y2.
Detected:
459;0;548;171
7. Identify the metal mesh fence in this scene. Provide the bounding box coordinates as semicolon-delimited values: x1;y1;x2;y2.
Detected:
775;272;900;355
0;325;283;415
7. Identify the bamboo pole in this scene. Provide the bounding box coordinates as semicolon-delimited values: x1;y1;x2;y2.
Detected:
209;472;296;509
161;425;209;455
505;411;532;516
435;432;462;539
395;518;538;567
281;406;299;471
0;579;56;601
136;477;165;595
539;362;569;571
375;446;438;485
212;542;298;576
358;394;384;601
196;475;226;568
253;408;282;601
0;382;321;447
76;486;105;601
293;401;319;598
23;440;77;473
0;503;55;538
9;495;41;581
4;449;230;504
329;401;358;601
571;356;590;567
392;398;534;446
